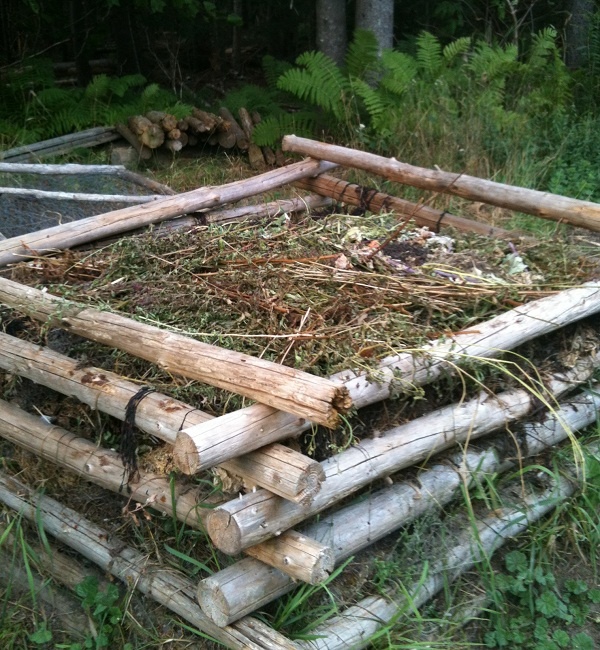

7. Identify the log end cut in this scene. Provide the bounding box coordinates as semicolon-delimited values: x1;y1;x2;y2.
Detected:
196;576;233;628
206;508;243;555
172;430;201;475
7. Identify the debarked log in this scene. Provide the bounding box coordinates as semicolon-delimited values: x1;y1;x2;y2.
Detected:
294;173;525;240
0;471;300;650
196;383;600;626
0;276;350;428
0;157;337;266
283;136;600;231
173;282;600;474
205;350;600;554
0;332;326;505
0;186;160;203
0;398;211;527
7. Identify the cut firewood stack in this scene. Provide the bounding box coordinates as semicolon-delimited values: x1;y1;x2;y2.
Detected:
116;106;270;167
1;140;600;648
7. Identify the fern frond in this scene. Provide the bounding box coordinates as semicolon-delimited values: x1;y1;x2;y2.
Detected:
345;29;380;78
252;112;317;147
416;31;443;78
109;73;146;98
443;37;471;63
277;51;350;119
349;77;386;123
84;74;111;101
262;55;292;89
380;50;417;96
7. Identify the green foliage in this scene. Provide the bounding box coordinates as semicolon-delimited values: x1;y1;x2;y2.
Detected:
484;551;598;649
0;61;191;146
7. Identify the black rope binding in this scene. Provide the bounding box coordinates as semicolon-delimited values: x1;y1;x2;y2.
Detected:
120;387;155;490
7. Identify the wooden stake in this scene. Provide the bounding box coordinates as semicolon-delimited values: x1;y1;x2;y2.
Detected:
0;277;350;427
0;158;336;266
173;282;600;474
282;136;600;231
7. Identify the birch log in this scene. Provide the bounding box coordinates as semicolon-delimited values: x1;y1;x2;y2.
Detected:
294;174;525;240
197;384;600;626
0;276;350;427
0;332;325;503
205;351;600;554
0;471;300;650
282;136;600;231
0;158;337;266
173;281;600;474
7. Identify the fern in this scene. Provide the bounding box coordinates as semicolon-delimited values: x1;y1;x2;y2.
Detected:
379;50;418;97
345;29;380;79
349;77;387;126
252;112;317;147
416;31;443;78
443;36;471;63
262;55;292;90
277;50;351;120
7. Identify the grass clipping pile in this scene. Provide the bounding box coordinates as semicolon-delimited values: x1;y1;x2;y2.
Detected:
0;207;598;641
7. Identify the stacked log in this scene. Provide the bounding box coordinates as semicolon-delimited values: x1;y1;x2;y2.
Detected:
119;106;267;165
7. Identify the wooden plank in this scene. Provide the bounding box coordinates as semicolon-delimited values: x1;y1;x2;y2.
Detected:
282;135;600;231
0;277;350;427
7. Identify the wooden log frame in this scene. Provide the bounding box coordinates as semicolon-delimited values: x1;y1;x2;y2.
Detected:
295;465;587;650
282;136;600;231
0;158;337;266
115;122;152;160
204;350;600;555
218;107;249;150
196;384;600;625
173;281;600;474
0;471;300;650
0;162;126;175
0;186;160;203
0;277;350;428
294;173;526;240
0;332;324;504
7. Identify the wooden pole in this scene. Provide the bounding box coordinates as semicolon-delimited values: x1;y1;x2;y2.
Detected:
173;282;600;474
0;277;350;428
0;470;300;650
0;162;126;174
282;136;600;231
0;158;337;266
0;186;160;203
204;352;600;554
197;385;600;626
294;173;526;240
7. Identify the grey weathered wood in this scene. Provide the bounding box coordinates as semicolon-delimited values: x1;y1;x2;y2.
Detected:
0;158;336;266
174;282;600;473
0;162;126;174
0;277;350;427
283;136;600;231
0;186;159;202
205;351;600;554
197;383;600;627
0;470;300;650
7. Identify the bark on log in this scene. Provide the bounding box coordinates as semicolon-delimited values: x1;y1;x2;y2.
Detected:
0;157;337;266
205;351;599;554
146;111;178;133
220;443;326;504
115;122;152;160
282;136;600;231
197;383;600;626
0;162;126;175
0;470;299;650
173;282;600;474
118;168;176;195
0;276;350;427
295;174;526;240
191;108;221;133
218;107;249;150
0;398;209;527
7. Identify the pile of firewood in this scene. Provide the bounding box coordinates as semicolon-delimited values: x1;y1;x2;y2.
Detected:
116;107;277;167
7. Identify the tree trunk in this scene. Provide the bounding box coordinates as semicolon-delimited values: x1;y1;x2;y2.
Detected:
565;0;596;69
316;0;347;67
355;0;394;51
